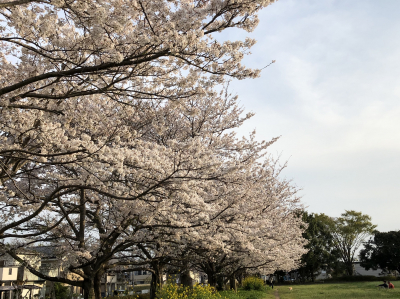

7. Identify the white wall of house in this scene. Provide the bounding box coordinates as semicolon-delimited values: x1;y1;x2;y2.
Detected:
0;267;18;281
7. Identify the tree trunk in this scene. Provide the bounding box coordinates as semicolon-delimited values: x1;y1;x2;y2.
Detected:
229;273;237;292
237;273;243;286
180;269;193;288
346;262;354;276
310;268;315;282
82;279;95;299
216;275;224;291
93;272;103;299
150;262;164;299
206;270;217;288
49;281;56;299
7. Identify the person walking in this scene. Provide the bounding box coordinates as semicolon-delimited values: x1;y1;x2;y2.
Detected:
269;276;274;289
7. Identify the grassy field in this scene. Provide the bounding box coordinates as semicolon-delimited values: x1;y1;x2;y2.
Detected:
220;288;274;299
272;281;400;298
109;282;400;299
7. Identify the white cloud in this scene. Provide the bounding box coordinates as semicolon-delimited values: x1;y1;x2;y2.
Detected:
225;0;400;231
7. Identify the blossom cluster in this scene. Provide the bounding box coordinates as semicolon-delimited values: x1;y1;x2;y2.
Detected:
0;1;305;298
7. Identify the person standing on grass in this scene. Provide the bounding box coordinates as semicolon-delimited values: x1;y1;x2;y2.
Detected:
377;281;388;288
269;276;274;289
388;281;395;289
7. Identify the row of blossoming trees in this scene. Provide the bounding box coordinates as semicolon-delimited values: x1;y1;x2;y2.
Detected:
0;0;306;298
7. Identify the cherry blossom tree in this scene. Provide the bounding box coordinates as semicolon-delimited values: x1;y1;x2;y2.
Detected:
179;160;306;290
0;0;277;244
88;159;306;298
0;2;307;299
5;90;285;299
106;158;306;296
0;0;278;243
1;0;275;101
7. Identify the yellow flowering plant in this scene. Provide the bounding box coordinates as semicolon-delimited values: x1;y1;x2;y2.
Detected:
242;277;265;291
156;282;224;299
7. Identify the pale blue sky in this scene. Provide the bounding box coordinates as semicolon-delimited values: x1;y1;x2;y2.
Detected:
225;0;400;231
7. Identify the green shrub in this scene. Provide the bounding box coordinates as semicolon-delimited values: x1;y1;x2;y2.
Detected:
241;277;264;291
54;283;70;299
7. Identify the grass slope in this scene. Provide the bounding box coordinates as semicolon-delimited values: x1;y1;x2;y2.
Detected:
274;282;400;299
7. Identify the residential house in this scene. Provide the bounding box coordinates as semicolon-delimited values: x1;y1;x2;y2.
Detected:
0;249;160;298
1;248;211;298
0;260;19;299
0;250;45;299
131;271;151;286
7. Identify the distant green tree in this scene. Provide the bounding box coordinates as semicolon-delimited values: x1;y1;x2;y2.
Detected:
359;230;400;274
54;283;70;299
329;211;376;276
330;260;347;278
297;212;339;282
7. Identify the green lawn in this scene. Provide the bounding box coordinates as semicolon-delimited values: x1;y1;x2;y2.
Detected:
271;282;400;299
219;288;275;299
